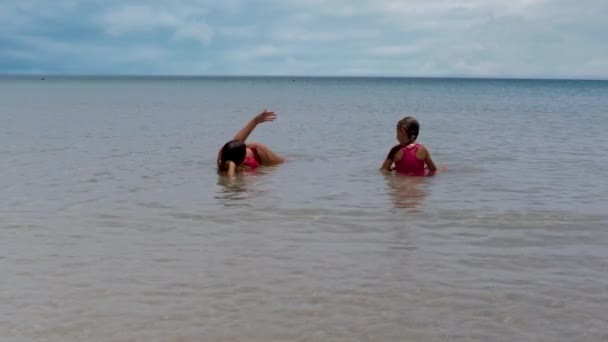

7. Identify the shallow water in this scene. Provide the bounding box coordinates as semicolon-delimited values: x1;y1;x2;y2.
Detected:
1;76;608;341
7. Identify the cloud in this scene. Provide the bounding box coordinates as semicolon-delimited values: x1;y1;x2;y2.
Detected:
2;33;173;74
271;28;378;43
0;0;607;77
371;44;426;57
218;26;257;39
0;0;80;33
101;4;213;45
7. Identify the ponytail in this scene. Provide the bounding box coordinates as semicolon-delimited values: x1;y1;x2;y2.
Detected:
225;161;236;177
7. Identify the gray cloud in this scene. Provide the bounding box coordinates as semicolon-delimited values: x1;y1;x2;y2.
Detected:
1;0;606;77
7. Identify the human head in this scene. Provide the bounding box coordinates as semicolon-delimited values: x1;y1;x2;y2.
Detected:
396;116;420;144
219;140;246;171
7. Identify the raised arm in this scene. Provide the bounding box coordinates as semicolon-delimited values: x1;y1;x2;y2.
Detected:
232;109;277;142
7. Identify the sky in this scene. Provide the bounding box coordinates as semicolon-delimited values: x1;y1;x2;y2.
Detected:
1;0;607;78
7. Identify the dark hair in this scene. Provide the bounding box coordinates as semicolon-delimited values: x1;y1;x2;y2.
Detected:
219;140;246;171
397;116;420;141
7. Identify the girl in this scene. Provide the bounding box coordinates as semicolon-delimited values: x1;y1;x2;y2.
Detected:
217;109;285;176
380;116;439;176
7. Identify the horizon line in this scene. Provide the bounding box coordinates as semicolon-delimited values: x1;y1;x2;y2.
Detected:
1;73;607;82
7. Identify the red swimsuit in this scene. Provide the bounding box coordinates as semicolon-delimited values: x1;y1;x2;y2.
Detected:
243;146;262;169
394;144;425;176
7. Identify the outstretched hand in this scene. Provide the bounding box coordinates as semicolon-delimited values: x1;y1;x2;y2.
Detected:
254;109;277;124
230;109;278;143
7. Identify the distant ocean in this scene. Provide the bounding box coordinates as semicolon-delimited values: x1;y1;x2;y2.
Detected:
2;76;607;341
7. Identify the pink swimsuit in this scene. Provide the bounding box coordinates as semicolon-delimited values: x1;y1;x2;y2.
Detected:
243;146;262;169
394;144;425;176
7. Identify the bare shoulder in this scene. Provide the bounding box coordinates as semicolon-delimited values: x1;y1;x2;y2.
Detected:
393;147;404;161
247;141;266;149
416;144;430;159
249;142;285;164
247;141;265;150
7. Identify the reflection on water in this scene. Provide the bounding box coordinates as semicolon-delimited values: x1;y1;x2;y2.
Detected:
384;174;428;211
215;166;280;207
215;173;258;208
